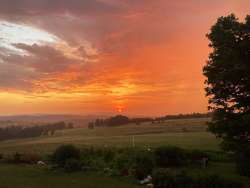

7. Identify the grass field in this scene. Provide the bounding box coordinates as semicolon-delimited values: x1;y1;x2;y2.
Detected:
0;164;140;188
0;118;249;188
0;118;220;153
0;162;250;188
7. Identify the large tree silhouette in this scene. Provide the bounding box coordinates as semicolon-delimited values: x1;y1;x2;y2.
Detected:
203;14;250;152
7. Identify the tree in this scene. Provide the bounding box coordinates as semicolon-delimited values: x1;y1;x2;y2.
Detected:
203;14;250;152
51;145;81;167
106;115;130;126
88;122;94;129
67;122;74;129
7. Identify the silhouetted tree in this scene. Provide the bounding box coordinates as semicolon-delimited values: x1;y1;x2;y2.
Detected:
94;119;104;127
0;121;69;141
88;122;94;129
67;122;74;129
203;14;250;153
106;115;130;126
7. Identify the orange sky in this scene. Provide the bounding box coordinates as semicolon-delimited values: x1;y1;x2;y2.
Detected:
0;0;249;116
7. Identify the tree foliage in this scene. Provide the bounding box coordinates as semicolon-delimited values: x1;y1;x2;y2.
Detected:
0;121;68;141
51;145;81;167
203;14;250;152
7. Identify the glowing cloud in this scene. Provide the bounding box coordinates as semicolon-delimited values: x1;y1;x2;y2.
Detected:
0;21;58;54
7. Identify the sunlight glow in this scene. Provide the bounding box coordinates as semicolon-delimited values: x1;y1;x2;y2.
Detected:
110;82;138;96
115;105;125;113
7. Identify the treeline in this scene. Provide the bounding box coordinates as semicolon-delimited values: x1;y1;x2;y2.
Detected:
0;122;74;141
88;115;131;128
88;113;211;128
88;115;152;128
155;112;212;122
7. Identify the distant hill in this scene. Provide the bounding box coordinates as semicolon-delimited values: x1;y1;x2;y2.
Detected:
0;114;107;127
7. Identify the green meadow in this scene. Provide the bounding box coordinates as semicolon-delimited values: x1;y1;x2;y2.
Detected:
0;118;219;153
0;118;249;188
0;164;140;188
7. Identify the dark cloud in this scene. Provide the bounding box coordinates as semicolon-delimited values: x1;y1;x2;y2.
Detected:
0;58;37;91
0;0;121;17
0;43;87;92
5;43;81;73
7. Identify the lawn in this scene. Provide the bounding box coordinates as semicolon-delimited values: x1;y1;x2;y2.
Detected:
0;164;140;188
0;162;249;188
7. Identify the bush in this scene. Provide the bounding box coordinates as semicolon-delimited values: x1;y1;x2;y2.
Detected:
153;169;196;188
133;151;154;180
64;158;82;172
236;148;250;177
79;148;115;171
155;146;187;167
153;169;176;188
153;170;243;188
188;150;207;160
101;148;116;163
51;145;80;167
2;152;40;164
0;153;3;160
196;174;243;188
113;150;134;176
20;153;41;164
187;150;208;165
13;152;22;163
205;151;231;162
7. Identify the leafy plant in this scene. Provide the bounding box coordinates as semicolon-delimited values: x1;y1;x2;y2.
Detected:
64;158;82;172
51;145;80;167
236;147;250;177
155;146;188;167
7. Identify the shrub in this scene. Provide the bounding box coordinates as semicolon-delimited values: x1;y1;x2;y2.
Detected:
205;151;231;162
153;169;177;188
175;172;194;188
113;150;134;175
187;150;208;165
101;148;116;163
133;151;154;180
155;146;187;167
51;145;80;167
64;158;82;172
20;153;41;164
153;170;243;188
188;150;207;160
4;152;41;164
3;152;41;164
153;169;197;188
14;152;22;163
79;148;115;171
196;174;243;188
236;148;250;177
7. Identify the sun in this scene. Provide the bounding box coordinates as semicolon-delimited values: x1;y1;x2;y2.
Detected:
116;105;125;113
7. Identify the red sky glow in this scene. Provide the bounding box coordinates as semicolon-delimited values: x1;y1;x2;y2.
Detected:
0;0;249;116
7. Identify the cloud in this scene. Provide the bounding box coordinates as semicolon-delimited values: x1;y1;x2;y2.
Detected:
0;43;89;92
0;60;36;91
0;0;121;17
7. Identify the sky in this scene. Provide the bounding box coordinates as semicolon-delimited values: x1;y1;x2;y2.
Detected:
0;0;249;116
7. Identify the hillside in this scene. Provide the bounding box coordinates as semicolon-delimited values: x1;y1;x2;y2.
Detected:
0;118;219;153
